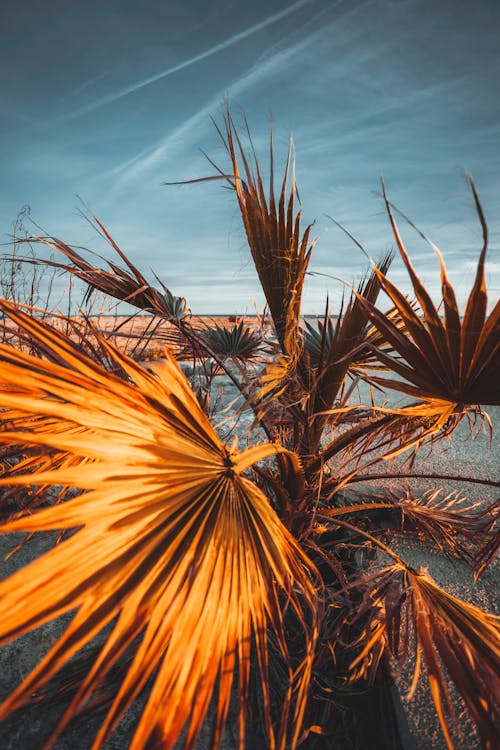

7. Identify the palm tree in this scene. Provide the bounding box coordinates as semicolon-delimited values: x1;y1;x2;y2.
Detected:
0;111;498;750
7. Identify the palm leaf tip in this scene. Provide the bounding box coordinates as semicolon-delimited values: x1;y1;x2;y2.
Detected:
0;299;318;750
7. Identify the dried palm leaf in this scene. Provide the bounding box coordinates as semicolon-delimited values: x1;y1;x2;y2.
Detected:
351;304;411;375
305;406;436;486
301;254;392;453
321;489;494;564
18;215;192;324
220;113;315;365
169;111;315;365
354;180;499;429
0;299;318;750
302;284;401;376
349;564;500;750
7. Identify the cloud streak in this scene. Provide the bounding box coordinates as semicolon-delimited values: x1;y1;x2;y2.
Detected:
111;30;324;185
62;0;314;121
110;0;359;185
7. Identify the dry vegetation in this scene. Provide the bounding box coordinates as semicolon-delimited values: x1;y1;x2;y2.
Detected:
0;110;498;750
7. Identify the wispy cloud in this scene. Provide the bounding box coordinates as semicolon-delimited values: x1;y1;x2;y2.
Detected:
110;1;360;186
61;0;315;121
67;69;115;98
110;0;390;187
110;32;323;186
298;77;469;157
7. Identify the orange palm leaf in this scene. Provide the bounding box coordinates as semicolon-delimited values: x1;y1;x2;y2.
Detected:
0;299;318;750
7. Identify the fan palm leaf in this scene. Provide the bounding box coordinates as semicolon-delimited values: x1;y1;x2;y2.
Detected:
220;113;314;363
18;216;192;326
350;304;412;375
0;299;318;750
199;320;267;362
353;180;499;424
301;254;392;454
167;112;317;426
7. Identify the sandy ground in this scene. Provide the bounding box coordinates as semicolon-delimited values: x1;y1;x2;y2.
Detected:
0;346;498;749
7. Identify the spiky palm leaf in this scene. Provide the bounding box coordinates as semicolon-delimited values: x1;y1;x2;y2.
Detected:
350;564;500;750
350;304;413;375
354;180;499;426
0;299;318;750
199;320;267;362
180;111;315;364
167;112;317;428
299;255;392;454
0;309;127;520
20;215;192;324
302;300;404;375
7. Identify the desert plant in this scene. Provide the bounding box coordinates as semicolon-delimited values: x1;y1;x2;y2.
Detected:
0;112;498;750
198;319;268;363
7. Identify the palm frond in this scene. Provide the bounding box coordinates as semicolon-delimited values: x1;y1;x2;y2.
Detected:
351;304;412;375
207;111;315;362
0;298;318;750
322;488;494;564
353;180;499;432
199;319;267;362
302;273;399;376
350;565;500;750
19;215;192;324
301;254;392;454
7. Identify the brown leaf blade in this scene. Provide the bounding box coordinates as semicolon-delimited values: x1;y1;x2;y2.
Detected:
352;564;500;750
353;184;499;437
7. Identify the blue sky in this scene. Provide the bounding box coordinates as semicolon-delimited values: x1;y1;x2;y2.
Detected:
1;0;499;313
